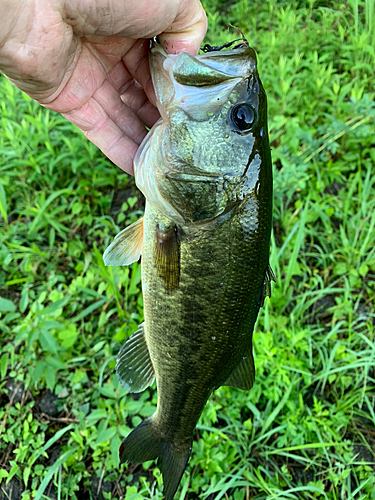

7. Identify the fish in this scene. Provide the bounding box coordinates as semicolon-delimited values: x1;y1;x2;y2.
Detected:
103;38;273;500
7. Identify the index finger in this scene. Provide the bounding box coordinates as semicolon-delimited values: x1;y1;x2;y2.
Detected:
63;0;207;55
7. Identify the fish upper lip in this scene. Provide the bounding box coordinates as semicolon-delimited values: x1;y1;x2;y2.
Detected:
149;40;259;120
150;37;168;56
150;40;257;81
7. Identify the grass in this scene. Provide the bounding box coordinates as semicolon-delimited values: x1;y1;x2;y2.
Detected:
0;0;374;499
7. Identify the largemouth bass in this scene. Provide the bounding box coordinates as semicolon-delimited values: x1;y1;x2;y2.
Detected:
104;39;273;500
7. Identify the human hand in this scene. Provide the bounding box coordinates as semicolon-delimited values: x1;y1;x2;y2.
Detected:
0;0;207;175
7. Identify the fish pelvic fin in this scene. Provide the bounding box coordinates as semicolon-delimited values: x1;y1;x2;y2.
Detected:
224;349;255;390
116;323;155;393
120;417;192;500
103;217;143;266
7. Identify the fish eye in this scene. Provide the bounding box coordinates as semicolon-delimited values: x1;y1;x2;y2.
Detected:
229;103;257;133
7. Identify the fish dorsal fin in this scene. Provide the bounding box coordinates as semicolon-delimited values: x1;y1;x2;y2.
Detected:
116;323;155;393
260;263;276;307
103;217;143;266
224;350;255;390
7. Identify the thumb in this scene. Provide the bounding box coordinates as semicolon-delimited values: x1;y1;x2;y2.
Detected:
158;0;207;55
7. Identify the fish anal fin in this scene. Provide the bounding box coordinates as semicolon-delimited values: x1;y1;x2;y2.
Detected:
116;323;155;393
120;417;161;464
224;350;255;390
154;223;180;292
103;217;143;266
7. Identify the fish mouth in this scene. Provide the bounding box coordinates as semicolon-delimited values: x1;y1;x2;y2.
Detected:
149;40;259;121
150;38;257;75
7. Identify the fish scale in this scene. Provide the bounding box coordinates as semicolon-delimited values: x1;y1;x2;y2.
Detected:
104;39;273;500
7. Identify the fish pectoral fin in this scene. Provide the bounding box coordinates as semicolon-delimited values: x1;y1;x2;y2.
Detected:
103;217;143;266
116;323;155;393
224;350;255;390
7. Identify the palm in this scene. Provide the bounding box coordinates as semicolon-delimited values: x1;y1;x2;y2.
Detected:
0;0;207;174
48;37;160;175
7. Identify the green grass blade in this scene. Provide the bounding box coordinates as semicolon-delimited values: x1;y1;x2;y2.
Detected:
34;446;79;500
0;179;7;224
28;188;72;235
283;197;310;294
28;424;75;467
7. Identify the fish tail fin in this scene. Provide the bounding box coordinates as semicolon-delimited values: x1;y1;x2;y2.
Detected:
158;440;192;500
119;417;191;500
